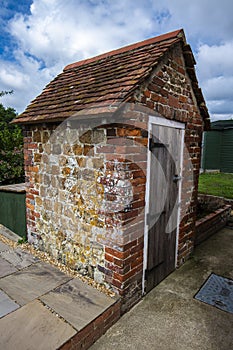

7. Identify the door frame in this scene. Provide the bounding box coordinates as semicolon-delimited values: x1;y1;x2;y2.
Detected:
142;116;185;294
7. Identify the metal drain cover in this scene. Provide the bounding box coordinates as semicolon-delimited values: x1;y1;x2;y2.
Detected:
194;273;233;314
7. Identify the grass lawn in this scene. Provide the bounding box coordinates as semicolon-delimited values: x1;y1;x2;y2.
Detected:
198;172;233;199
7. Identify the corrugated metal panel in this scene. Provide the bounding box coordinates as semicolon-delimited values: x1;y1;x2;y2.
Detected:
0;191;26;238
202;131;222;170
220;129;233;173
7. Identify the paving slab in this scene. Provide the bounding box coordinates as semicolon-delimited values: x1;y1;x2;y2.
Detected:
0;300;76;350
40;278;116;330
0;261;72;305
0;257;18;278
0;290;20;318
0;225;20;242
0;241;11;253
1;247;40;269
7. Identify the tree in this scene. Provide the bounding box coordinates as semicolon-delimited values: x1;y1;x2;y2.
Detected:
0;92;24;185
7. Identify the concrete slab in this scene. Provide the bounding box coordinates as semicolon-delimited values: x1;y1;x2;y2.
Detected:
0;225;21;242
91;228;233;350
0;261;72;305
40;278;116;330
1;248;40;270
0;241;11;253
0;300;76;350
0;257;18;277
0;290;20;318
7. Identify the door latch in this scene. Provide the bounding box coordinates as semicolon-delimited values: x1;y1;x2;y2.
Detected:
173;175;181;183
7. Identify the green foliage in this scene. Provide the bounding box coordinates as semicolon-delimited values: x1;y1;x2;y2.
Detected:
18;235;27;244
0;94;25;185
198;172;233;199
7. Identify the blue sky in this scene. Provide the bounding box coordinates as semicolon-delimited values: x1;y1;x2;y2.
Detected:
0;0;233;121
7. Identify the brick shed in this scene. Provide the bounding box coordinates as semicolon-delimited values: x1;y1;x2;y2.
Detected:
13;29;210;312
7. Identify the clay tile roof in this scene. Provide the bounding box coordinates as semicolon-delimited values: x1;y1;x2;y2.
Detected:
13;29;210;127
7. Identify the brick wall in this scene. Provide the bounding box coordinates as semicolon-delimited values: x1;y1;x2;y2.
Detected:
195;205;231;245
23;41;204;312
134;42;204;267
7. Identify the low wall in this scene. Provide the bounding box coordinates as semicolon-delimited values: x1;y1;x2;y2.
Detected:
59;299;121;350
198;193;233;210
195;205;231;246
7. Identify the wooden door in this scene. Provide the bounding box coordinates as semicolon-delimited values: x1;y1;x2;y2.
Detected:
146;123;183;293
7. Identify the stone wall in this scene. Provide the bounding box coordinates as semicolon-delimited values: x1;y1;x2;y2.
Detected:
23;110;148;306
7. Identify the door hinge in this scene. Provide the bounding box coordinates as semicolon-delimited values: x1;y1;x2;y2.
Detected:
146;211;165;225
149;138;169;151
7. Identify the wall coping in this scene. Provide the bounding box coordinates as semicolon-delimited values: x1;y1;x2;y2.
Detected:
196;204;231;227
0;183;26;193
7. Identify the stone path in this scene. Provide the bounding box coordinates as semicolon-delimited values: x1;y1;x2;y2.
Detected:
0;226;117;350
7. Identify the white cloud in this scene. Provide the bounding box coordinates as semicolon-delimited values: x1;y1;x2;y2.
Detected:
197;42;233;80
196;42;233;118
202;76;233;102
161;0;233;45
0;0;233;121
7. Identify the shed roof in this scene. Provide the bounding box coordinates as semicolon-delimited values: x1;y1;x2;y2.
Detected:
13;29;210;127
211;120;233;130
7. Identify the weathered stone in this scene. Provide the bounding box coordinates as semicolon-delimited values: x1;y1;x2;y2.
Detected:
36;197;42;206
93;129;106;143
40;278;115;331
93;157;104;169
79;130;93;144
52;143;61;155
84;144;94;156
0;300;76;350
94;268;104;284
0;257;17;277
59;155;67;166
41;131;50;143
33;131;41;142
63;143;72;155
62;166;71;175
0;290;19;318
77;157;86;167
43;143;51;155
0;262;71;305
34;153;42;163
72;144;83;155
0;241;11;253
51;165;59;175
38;143;43;153
1;248;39;269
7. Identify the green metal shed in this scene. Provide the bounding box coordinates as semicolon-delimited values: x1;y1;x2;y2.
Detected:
0;183;26;238
202;120;233;173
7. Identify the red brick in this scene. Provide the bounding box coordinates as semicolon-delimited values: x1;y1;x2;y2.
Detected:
143;89;151;98
168;95;179;108
105;247;131;259
113;264;143;283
